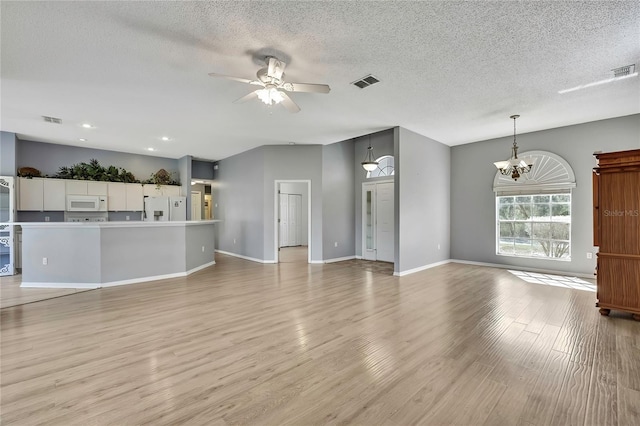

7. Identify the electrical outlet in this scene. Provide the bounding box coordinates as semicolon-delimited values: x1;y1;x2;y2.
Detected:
587;252;593;259
202;246;205;252
44;216;50;222
42;257;48;265
334;242;338;247
233;238;236;244
126;215;130;221
437;244;441;250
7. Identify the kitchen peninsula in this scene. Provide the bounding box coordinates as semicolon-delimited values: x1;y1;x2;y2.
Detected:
19;220;220;288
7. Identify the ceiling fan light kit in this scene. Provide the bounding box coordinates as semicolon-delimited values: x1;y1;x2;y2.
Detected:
209;56;330;113
493;114;533;181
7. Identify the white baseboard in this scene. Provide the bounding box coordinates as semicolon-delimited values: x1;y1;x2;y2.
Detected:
216;249;275;264
324;255;356;263
355;255;363;260
393;259;451;277
309;260;324;264
102;272;186;288
186;260;216;275
450;259;595;279
20;282;100;289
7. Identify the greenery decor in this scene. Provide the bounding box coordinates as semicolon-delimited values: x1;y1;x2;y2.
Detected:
142;169;181;186
55;159;138;183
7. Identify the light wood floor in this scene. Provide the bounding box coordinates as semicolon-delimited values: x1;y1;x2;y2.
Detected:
278;246;308;263
0;274;93;309
1;255;639;425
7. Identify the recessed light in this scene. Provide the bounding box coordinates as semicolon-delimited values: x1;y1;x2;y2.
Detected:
161;136;170;141
147;147;155;152
79;138;87;142
82;123;93;129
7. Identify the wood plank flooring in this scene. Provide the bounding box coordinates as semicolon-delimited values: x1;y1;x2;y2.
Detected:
0;273;92;309
1;255;639;425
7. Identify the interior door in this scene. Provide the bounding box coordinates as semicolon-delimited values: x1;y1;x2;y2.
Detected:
362;183;376;260
191;192;202;220
279;193;289;247
288;194;301;246
375;182;394;262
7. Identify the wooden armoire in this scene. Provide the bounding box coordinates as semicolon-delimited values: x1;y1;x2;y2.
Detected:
593;149;640;320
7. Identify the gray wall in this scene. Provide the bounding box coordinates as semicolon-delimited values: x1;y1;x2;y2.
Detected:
214;146;265;260
192;160;215;180
395;127;451;274
185;224;215;271
354;129;395;257
322;140;356;260
263;145;323;262
451;113;640;276
280;181;309;246
1;131;17;176
15;139;179;182
178;155;192;219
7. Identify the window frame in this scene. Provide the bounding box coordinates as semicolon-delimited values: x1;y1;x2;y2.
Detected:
495;193;572;261
366;155;395;179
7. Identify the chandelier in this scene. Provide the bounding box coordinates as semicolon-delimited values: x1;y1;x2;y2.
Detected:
493;114;533;181
361;135;378;171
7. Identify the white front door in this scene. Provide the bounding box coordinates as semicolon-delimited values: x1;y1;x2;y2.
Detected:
280;194;302;247
375;182;394;262
362;183;376;260
279;194;289;247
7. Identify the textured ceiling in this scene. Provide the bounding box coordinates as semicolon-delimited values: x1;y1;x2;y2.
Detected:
1;1;639;161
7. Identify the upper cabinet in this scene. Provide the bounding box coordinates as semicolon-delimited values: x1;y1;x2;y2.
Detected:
18;178;44;211
18;177;151;212
143;184;181;197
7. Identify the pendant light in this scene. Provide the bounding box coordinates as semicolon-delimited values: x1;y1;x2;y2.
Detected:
361;134;378;171
493;115;533;181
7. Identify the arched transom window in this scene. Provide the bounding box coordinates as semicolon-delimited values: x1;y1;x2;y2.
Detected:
366;155;395;178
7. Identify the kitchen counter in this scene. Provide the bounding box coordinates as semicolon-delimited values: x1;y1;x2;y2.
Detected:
17;220;221;288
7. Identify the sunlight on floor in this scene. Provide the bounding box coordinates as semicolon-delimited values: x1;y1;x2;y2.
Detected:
508;270;596;292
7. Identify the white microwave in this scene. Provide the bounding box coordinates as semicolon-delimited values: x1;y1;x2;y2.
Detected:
66;195;108;212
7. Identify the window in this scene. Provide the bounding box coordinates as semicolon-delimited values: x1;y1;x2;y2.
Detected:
366;155;394;178
497;194;571;260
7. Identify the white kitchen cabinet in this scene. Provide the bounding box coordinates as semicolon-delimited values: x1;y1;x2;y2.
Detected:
143;184;181;197
66;180;87;195
18;177;44;211
87;181;108;196
126;184;144;211
43;179;66;211
162;185;181;196
107;182;127;211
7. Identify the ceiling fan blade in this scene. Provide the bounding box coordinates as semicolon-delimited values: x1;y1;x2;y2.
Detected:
286;82;331;94
267;57;286;80
233;91;259;104
208;72;262;86
279;92;301;113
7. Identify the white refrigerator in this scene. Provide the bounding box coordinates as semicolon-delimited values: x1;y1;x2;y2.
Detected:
144;196;186;221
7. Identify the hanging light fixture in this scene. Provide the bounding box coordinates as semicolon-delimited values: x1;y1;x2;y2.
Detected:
493;115;533;181
361;134;378;171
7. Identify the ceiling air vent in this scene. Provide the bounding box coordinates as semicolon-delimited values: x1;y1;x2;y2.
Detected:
351;74;380;89
612;64;635;78
42;116;62;124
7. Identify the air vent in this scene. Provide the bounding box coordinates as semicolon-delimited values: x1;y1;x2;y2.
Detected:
351;74;380;89
42;116;62;124
612;64;635;78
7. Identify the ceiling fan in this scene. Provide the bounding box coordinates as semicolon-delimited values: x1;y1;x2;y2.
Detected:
208;56;330;113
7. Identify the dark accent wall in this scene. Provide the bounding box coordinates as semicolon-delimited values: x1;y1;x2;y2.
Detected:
192;160;215;180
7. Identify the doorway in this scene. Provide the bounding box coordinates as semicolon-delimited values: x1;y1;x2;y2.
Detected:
362;180;394;263
190;181;214;220
274;180;311;263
